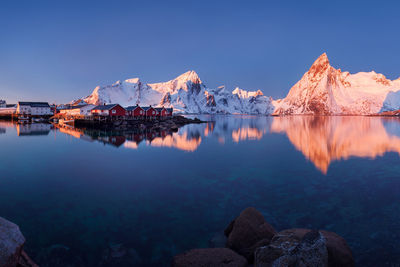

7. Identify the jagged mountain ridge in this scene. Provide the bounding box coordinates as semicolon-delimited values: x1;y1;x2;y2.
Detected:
83;71;274;114
80;54;400;115
273;53;400;115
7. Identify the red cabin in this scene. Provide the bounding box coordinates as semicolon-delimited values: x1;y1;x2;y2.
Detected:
142;106;158;119
126;105;145;117
91;104;128;117
155;107;167;117
165;108;173;117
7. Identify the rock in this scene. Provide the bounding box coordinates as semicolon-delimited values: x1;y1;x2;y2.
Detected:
36;244;85;267
18;250;39;267
225;207;276;262
320;230;354;267
172;248;247;267
0;217;25;267
255;230;328;267
254;228;354;267
99;243;141;267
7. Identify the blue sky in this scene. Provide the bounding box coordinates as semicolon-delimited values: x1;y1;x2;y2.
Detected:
1;0;399;104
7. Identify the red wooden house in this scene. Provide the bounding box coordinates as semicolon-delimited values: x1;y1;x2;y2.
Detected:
126;105;145;118
142;106;158;119
165;108;173;117
91;104;128;117
155;107;167;117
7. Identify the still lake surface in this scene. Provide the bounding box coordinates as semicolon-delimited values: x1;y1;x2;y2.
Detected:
1;115;400;266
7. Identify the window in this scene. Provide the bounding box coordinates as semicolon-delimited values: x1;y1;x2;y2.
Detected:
152;111;155;115
112;110;116;114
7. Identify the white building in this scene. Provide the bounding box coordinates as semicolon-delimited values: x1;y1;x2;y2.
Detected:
17;102;52;116
59;104;95;116
0;103;17;115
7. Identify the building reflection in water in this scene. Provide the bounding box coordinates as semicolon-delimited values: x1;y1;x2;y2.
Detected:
16;123;52;136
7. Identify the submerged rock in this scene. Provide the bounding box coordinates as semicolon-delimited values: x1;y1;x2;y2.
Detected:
0;217;25;267
225;207;276;262
172;248;247;267
36;244;84;267
99;243;141;267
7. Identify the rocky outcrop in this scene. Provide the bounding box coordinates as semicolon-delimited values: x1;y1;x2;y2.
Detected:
74;115;205;131
0;217;25;267
172;208;354;267
255;230;328;266
254;228;354;267
172;248;247;267
225;207;276;262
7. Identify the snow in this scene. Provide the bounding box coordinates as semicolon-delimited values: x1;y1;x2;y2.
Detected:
80;54;400;115
273;53;400;115
82;71;274;115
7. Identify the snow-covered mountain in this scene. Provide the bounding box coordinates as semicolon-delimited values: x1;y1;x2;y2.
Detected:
82;71;274;114
273;53;400;115
79;54;400;115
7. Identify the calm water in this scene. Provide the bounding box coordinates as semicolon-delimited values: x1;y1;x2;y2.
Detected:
1;115;400;266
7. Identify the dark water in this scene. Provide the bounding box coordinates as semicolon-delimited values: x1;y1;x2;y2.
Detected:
1;115;400;266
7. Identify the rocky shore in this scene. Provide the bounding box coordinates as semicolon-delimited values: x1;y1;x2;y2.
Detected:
0;217;37;267
172;207;354;267
74;115;206;131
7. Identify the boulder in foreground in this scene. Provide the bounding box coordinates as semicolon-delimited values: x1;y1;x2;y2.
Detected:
0;217;25;267
225;207;276;262
255;228;354;267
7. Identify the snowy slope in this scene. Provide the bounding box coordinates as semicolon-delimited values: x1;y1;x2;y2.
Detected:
273;53;400;115
83;71;274;114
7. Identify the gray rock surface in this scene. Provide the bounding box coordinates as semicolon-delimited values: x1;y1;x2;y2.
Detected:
0;217;25;267
255;228;354;267
255;230;328;267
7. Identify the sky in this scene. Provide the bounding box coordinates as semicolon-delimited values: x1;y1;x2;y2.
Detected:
0;0;399;104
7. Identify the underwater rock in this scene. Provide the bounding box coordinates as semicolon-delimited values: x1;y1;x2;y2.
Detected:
99;243;141;267
172;248;247;267
36;244;85;267
255;230;328;267
225;207;276;262
0;217;25;267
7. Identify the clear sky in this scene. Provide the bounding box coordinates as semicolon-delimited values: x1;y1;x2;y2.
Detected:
1;0;399;104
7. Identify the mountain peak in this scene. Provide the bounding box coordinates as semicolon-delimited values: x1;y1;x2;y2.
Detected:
175;70;202;84
308;53;331;76
313;53;329;66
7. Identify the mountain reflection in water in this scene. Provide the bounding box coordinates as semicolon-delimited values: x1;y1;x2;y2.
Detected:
271;116;400;173
3;115;400;174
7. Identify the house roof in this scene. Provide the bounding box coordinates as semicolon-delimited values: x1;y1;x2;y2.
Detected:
18;102;50;108
142;106;154;111
92;104;119;110
154;107;165;112
166;108;173;113
126;105;143;111
6;104;16;108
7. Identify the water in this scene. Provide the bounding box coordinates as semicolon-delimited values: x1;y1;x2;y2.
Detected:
1;115;400;266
